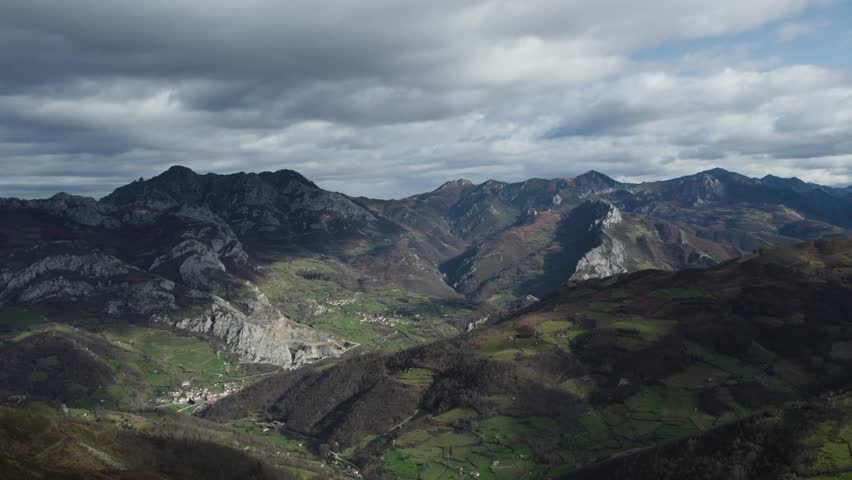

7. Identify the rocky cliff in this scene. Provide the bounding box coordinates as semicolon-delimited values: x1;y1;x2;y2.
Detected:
0;188;347;367
570;204;628;281
102;166;378;238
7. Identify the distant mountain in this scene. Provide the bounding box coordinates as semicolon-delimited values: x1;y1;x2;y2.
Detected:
572;169;626;194
204;238;852;478
761;174;821;193
426;167;852;304
0;188;347;368
103;165;379;239
761;174;852;197
3;166;852;362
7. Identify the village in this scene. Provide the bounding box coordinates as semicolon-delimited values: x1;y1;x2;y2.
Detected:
326;296;358;307
313;294;421;329
358;312;409;327
158;380;245;408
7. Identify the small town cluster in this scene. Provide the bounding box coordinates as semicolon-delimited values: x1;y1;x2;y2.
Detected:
358;312;409;327
161;380;245;406
326;297;358;307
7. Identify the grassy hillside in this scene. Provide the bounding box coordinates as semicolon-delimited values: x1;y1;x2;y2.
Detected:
0;311;275;411
255;251;473;351
0;401;339;479
205;238;852;479
564;391;852;480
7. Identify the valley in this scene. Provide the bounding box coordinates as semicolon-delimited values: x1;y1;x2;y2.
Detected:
205;237;852;479
254;252;472;351
6;0;852;476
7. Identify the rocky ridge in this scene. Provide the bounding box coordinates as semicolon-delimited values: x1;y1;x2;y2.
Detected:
570;204;628;281
0;189;347;367
3;165;852;366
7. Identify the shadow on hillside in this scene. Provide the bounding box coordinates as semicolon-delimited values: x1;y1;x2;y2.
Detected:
516;201;611;298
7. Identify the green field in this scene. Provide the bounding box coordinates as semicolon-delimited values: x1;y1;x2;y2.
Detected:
381;416;570;479
396;368;435;387
0;321;272;410
0;402;341;479
408;297;808;476
94;323;239;389
257;255;470;351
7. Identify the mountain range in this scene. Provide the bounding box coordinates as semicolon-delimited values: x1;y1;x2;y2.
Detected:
1;166;852;479
2;166;851;356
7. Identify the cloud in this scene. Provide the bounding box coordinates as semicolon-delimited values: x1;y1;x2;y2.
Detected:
544;65;852;182
775;19;831;41
0;0;849;198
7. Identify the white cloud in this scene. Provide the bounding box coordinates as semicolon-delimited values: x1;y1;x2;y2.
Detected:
775;19;831;41
0;0;849;197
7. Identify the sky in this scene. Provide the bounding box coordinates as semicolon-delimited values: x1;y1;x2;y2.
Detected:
1;0;852;199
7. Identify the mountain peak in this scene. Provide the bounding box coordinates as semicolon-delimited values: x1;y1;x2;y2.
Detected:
164;164;196;175
761;174;806;184
481;179;507;188
685;167;755;186
101;166;321;208
49;192;76;201
260;169;319;188
156;165;199;181
575;170;620;183
577;169;610;178
434;178;474;191
757;174;852;196
573;170;623;193
698;167;733;177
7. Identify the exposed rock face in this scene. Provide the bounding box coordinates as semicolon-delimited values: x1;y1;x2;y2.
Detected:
104;279;178;316
0;180;347;367
466;315;489;332
102;166;377;237
571;236;627;281
169;293;345;367
0;256;179;316
0;193;118;228
16;277;96;304
174;295;290;366
571;204;628;281
0;253;135;305
1;253;133;294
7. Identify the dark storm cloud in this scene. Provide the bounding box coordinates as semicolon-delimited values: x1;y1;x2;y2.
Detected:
0;1;445;90
1;0;850;197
